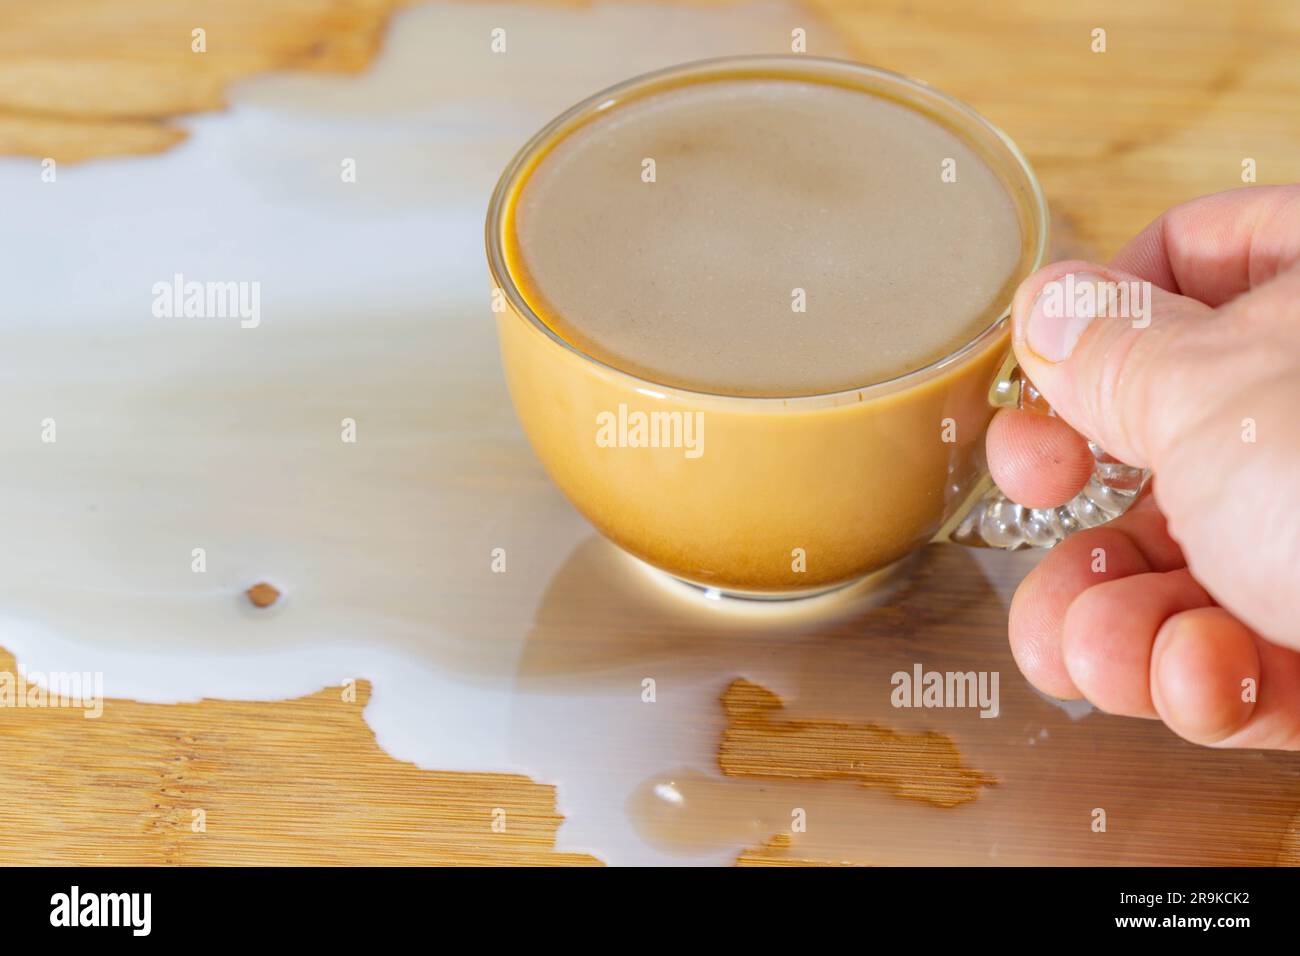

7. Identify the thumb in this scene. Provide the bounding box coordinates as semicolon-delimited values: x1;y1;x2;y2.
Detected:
1011;260;1216;470
1011;261;1300;651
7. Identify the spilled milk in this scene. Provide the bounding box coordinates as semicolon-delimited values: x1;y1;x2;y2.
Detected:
1;1;1297;865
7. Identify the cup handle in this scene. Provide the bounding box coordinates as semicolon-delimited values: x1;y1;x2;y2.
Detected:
949;351;1149;549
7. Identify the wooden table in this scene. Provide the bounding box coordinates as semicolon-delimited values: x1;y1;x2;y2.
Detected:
1;0;1298;866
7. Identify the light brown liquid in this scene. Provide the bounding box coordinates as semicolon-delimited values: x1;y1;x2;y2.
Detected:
512;76;1024;397
496;66;1037;592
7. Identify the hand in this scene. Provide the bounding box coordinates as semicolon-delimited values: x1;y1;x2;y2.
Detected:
986;184;1300;748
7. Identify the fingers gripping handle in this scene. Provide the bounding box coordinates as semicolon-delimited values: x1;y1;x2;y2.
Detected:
951;353;1148;549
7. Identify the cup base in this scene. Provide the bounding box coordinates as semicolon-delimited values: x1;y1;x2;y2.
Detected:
632;552;918;607
670;576;858;602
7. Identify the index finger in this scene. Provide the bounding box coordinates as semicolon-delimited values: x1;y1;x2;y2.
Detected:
1109;184;1300;307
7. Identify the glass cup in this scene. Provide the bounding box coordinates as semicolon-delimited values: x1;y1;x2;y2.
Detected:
486;55;1144;599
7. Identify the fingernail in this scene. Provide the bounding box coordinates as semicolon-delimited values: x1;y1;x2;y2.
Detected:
1026;272;1104;363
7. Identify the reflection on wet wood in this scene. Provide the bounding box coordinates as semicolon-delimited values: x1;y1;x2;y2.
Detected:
720;678;996;808
736;834;860;867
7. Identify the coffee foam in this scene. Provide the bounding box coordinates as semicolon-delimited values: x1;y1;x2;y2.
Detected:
511;76;1024;397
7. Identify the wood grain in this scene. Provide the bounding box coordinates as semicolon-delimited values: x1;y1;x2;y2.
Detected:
0;649;600;865
719;678;997;808
736;835;858;867
805;0;1300;257
0;0;416;162
2;0;1299;866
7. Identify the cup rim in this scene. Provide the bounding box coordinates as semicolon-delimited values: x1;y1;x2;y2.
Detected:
485;54;1049;408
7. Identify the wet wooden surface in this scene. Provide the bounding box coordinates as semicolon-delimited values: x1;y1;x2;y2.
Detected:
2;0;1299;865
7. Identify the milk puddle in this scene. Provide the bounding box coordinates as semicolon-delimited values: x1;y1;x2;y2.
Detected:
3;1;1298;866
